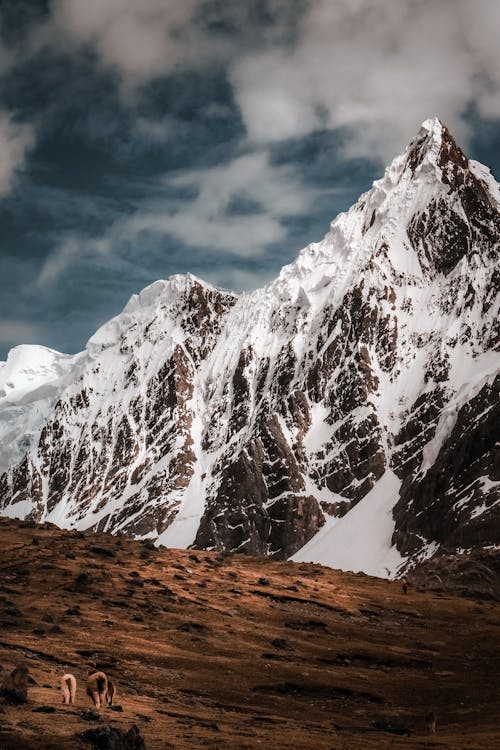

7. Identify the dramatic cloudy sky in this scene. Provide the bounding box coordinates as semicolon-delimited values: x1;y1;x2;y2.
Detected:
1;0;500;358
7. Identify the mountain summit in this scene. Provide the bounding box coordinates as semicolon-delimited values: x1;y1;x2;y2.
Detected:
1;119;498;577
406;117;467;172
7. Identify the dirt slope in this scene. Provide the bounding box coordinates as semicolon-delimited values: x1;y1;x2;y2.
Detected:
0;517;499;749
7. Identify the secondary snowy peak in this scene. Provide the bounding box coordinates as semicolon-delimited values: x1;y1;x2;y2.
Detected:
0;345;80;405
0;119;498;578
86;273;237;358
0;346;84;476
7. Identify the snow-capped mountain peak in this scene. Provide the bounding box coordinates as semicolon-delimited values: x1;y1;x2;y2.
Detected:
1;119;498;578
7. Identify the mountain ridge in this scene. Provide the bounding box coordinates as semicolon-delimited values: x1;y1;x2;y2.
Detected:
1;117;498;577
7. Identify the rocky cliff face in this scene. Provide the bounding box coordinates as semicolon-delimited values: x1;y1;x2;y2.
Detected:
0;118;498;575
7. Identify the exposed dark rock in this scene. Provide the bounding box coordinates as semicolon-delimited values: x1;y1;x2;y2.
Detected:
372;718;411;736
0;663;30;703
393;375;500;557
79;724;146;750
403;548;500;601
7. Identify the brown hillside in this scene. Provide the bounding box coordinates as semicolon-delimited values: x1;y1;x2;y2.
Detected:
0;517;498;749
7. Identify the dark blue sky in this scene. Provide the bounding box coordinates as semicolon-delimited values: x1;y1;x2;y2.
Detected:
1;0;499;359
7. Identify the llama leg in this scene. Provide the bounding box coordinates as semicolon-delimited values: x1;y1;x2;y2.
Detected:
107;681;115;706
61;679;69;704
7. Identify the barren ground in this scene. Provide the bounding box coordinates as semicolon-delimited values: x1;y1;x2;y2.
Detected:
0;517;499;749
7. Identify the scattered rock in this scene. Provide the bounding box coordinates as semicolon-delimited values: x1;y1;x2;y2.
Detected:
75;572;94;587
372;718;411;736
78;724;146;750
271;638;289;650
178;621;205;633
0;663;30;703
4;606;22;618
80;709;101;722
88;545;116;558
65;607;81;616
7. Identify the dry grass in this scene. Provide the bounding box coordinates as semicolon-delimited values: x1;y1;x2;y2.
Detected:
0;517;499;749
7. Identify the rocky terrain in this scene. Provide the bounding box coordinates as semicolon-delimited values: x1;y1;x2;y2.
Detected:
0;517;499;750
0;117;498;576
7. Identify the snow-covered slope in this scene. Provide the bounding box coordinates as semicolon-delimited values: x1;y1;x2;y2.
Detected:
0;345;83;475
291;470;404;577
1;118;498;577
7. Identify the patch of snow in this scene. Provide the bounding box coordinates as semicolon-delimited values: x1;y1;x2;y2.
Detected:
1;498;32;520
291;470;404;578
303;401;335;454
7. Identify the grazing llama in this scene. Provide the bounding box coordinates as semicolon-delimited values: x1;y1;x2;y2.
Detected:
425;710;437;734
60;673;77;704
86;671;108;708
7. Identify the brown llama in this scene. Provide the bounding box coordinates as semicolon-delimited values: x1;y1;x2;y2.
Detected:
86;671;108;708
60;673;77;704
425;710;437;734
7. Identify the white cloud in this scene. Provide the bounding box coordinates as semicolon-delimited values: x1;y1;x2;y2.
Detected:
121;151;320;256
36;236;110;289
0;112;35;197
28;1;500;160
230;0;500;160
40;0;301;87
32;150;323;289
460;0;500;119
40;0;213;89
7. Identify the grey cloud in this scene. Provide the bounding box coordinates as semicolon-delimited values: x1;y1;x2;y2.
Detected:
35;236;111;290
30;1;304;93
120;150;322;256
0;111;35;197
6;0;500;167
19;0;500;162
31;149;328;290
33;0;228;93
230;0;500;159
